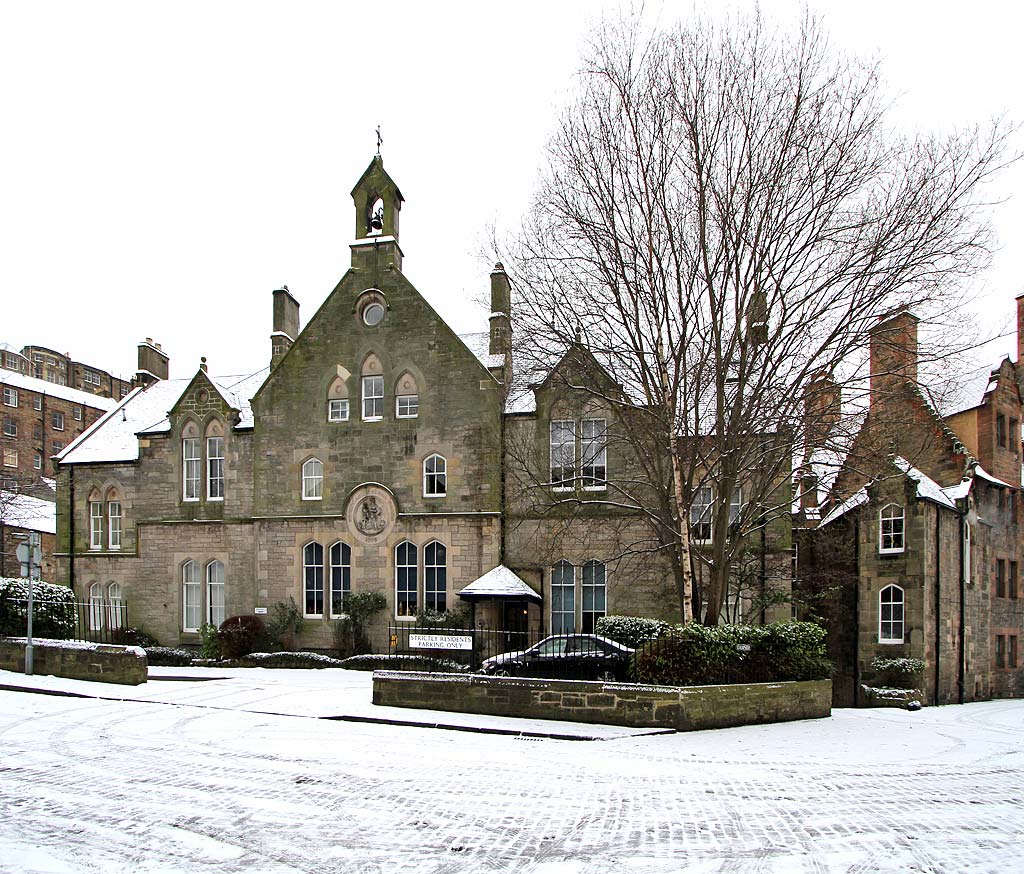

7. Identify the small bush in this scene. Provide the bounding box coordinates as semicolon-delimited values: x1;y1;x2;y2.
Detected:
339;653;469;672
596;615;670;648
234;651;346;669
632;621;831;686
334;591;387;657
0;578;76;639
109;626;160;648
870;656;925;689
145;646;194;667
218;614;267;659
266;597;304;650
198;623;221;659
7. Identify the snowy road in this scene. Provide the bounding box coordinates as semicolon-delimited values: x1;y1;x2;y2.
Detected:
0;675;1021;874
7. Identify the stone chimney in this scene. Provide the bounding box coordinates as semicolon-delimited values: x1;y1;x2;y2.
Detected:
803;371;841;451
488;262;511;358
134;338;169;387
1016;293;1024;363
271;286;300;369
870;311;919;400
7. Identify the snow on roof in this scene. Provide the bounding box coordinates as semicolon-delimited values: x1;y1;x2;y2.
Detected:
973;464;1014;489
818;487;868;528
0;491;56;534
58;369;268;465
457;565;542;601
457;332;506;370
0;369;117;411
926;361;1001;418
892;457;957;510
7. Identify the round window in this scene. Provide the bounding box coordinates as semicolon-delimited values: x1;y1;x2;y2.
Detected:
362;302;385;327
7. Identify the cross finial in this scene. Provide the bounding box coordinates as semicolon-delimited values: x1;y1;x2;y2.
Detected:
375;125;382;157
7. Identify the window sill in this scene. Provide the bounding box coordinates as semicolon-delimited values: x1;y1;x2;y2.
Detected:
363;416;383;423
301;496;323;502
878;549;905;556
878;639;905;645
183;497;200;503
207;497;224;503
394;615;416;622
423;493;446;500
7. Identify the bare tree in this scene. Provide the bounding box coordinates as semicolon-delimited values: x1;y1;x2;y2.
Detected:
501;9;1015;624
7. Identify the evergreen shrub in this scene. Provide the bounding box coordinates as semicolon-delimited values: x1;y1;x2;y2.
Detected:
0;578;76;639
145;646;194;666
632;620;831;686
870;656;925;689
595;615;670;648
218;614;267;659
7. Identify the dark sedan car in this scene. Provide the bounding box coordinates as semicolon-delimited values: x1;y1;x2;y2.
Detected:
479;634;634;682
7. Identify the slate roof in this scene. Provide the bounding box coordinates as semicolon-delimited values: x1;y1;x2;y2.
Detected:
0;490;56;534
0;369;118;411
457;565;542;601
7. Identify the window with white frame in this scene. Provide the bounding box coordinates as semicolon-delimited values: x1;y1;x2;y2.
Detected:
2;449;15;468
396;394;419;418
395;541;418;618
879;504;905;553
424;541;447;613
362;375;384;420
89;582;105;632
302;458;323;500
303;542;325;617
423;454;447;497
2;417;15;437
107;501;122;550
549;420;575;490
729;488;743;527
182;560;201;632
550;560;575;633
329;541;351;616
581;560;606;632
32;452;41;470
84;370;101;386
107;582;124;630
581;419;607;489
2;387;16;407
33;396;42;411
206;436;224;500
182;436;201;501
90;500;103;549
206;560;225;627
327;398;349;422
878;584;904;643
690;485;714;542
73;406;82;421
51;411;64;431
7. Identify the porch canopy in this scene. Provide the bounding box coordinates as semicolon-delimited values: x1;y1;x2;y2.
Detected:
457;565;542;603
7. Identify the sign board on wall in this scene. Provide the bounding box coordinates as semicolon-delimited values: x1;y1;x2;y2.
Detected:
408;634;473;651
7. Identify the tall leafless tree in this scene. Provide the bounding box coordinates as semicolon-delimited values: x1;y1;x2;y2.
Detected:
501;10;1016;624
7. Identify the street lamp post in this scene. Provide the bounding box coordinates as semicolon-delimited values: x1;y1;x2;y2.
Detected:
14;535;40;676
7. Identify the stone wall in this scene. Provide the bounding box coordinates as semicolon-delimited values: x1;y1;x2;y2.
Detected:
0;638;147;685
372;671;831;731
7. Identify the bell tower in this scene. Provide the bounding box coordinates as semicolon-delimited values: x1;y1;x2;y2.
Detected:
350;154;405;272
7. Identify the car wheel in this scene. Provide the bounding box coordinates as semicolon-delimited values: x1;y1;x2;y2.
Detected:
493;668;513;677
596;669;616;683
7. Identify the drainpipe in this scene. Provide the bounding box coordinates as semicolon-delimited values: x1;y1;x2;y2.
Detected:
853;518;861;707
68;466;76;595
934;507;941;706
759;515;767;625
958;513;966;705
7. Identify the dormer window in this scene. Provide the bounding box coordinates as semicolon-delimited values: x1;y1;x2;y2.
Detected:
879;504;905;554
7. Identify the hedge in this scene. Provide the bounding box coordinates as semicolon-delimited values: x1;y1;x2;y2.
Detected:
632;620;832;686
0;578;76;639
595;615;670;648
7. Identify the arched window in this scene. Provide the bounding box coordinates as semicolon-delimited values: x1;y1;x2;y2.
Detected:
395;541;418;618
88;489;103;550
327;376;350;423
423;454;447;497
550;560;575;634
206;420;225;501
182;560;201;632
182;421;201;501
206;560;225;627
107;582;124;630
88;582;105;632
303;542;324;617
106;489;122;550
361;354;384;421
329;541;351;616
302;458;323;500
879;504;905;554
424;541;447;613
581;560;606;633
879;585;904;644
395;371;419;419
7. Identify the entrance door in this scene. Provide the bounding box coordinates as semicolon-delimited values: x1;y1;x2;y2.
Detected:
502;599;529;651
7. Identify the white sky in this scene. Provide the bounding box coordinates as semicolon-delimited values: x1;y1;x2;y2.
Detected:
1;0;1021;381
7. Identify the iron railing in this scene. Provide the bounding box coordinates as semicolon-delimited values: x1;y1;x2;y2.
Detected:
388;623;547;671
1;596;130;645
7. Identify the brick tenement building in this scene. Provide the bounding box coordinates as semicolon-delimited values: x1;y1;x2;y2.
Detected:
0;370;116;487
3;343;132;400
52;156;788;651
799;308;1024;705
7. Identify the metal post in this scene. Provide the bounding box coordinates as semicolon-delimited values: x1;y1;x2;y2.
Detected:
25;572;34;675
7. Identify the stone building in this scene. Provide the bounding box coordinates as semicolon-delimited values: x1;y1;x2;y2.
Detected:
798;309;1024;705
53;156;784;650
3;342;132;400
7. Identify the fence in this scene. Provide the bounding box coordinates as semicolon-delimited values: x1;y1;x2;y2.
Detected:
1;596;130;646
389;623;547;671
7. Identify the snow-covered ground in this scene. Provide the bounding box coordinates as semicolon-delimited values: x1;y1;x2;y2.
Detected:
0;668;1021;873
